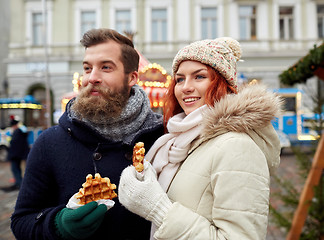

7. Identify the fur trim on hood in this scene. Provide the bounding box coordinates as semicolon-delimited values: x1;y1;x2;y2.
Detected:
202;84;282;138
193;84;283;174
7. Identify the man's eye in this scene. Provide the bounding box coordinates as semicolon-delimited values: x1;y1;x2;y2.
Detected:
83;66;91;72
103;65;111;70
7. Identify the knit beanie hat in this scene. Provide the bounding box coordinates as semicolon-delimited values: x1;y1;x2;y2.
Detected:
172;37;242;90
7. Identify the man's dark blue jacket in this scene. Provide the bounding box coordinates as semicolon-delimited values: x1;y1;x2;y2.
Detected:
11;107;164;240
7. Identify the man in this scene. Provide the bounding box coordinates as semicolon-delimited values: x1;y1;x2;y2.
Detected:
1;116;29;192
11;29;164;240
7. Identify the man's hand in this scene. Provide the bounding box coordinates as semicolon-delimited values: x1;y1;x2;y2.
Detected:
55;201;107;239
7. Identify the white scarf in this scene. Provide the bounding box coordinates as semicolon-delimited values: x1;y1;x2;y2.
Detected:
146;105;206;191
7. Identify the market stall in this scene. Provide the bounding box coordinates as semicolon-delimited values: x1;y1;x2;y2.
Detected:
281;42;324;240
0;95;43;128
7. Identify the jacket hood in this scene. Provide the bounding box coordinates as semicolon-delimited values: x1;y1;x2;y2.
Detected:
196;84;282;174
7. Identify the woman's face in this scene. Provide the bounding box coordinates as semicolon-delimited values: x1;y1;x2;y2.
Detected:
174;61;212;115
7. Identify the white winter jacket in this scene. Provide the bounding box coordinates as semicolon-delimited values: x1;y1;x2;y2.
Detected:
154;84;282;240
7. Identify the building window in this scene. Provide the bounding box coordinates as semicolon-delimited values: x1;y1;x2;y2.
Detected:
32;12;43;45
151;8;167;42
239;5;256;40
279;7;294;40
201;7;217;39
81;11;96;38
116;10;131;34
317;5;324;38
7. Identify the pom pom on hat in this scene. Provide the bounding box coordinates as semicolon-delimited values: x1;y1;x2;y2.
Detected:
215;37;242;60
172;37;242;90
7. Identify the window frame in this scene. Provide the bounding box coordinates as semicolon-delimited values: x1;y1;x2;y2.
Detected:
115;9;132;34
74;0;101;44
32;12;43;46
80;10;97;39
25;1;53;47
151;8;168;43
239;5;257;40
279;6;294;40
201;7;218;39
144;0;173;45
317;4;324;38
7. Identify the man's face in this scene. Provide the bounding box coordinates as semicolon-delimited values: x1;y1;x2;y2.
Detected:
72;40;138;122
81;40;135;94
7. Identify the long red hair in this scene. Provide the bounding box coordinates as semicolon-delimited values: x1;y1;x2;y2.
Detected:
163;64;237;130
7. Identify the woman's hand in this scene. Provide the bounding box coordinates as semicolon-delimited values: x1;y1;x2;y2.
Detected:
118;162;172;228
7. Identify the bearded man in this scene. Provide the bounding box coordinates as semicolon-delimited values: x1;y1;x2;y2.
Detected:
11;28;164;240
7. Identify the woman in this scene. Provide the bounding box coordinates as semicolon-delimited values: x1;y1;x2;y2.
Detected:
118;37;282;239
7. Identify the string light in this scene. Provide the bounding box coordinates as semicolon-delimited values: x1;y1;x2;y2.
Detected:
72;72;82;93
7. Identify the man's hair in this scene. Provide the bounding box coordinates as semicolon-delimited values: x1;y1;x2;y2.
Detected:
80;28;139;74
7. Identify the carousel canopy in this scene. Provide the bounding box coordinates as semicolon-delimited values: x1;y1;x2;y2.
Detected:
0;95;42;109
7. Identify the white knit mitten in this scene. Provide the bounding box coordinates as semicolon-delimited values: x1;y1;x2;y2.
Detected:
118;163;172;228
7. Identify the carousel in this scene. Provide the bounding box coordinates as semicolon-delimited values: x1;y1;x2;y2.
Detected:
138;62;171;112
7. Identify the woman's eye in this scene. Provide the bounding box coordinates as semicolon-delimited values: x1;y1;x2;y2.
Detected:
196;75;205;79
176;77;184;83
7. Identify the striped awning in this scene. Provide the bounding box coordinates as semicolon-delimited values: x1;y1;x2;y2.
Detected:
137;50;151;72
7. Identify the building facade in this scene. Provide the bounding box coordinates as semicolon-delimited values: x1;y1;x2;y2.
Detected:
6;0;324;127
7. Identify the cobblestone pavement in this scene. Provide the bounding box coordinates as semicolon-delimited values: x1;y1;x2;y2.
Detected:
0;149;302;240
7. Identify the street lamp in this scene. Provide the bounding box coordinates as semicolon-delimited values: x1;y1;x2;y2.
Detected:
42;0;51;128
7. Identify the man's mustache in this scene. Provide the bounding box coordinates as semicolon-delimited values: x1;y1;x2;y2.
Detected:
81;85;110;96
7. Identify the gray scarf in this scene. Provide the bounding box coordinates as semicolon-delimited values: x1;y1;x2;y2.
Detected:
68;85;162;144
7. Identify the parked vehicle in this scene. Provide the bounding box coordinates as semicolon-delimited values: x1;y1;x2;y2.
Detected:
271;88;321;151
0;128;11;162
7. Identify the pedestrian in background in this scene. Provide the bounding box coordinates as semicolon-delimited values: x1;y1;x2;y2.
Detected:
11;28;164;240
119;37;282;239
1;116;29;192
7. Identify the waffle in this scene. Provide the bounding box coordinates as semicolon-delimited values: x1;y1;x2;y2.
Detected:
132;142;145;172
75;173;117;205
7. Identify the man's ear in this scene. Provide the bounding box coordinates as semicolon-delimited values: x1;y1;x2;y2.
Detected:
128;71;139;87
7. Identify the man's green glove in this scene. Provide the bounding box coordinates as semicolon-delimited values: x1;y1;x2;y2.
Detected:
55;201;107;239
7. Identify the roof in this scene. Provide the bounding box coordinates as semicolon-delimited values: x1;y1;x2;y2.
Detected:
279;42;324;85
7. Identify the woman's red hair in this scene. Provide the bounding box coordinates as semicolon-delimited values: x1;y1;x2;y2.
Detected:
162;64;237;131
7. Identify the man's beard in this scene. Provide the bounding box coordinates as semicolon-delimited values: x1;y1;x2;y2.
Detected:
71;81;130;124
